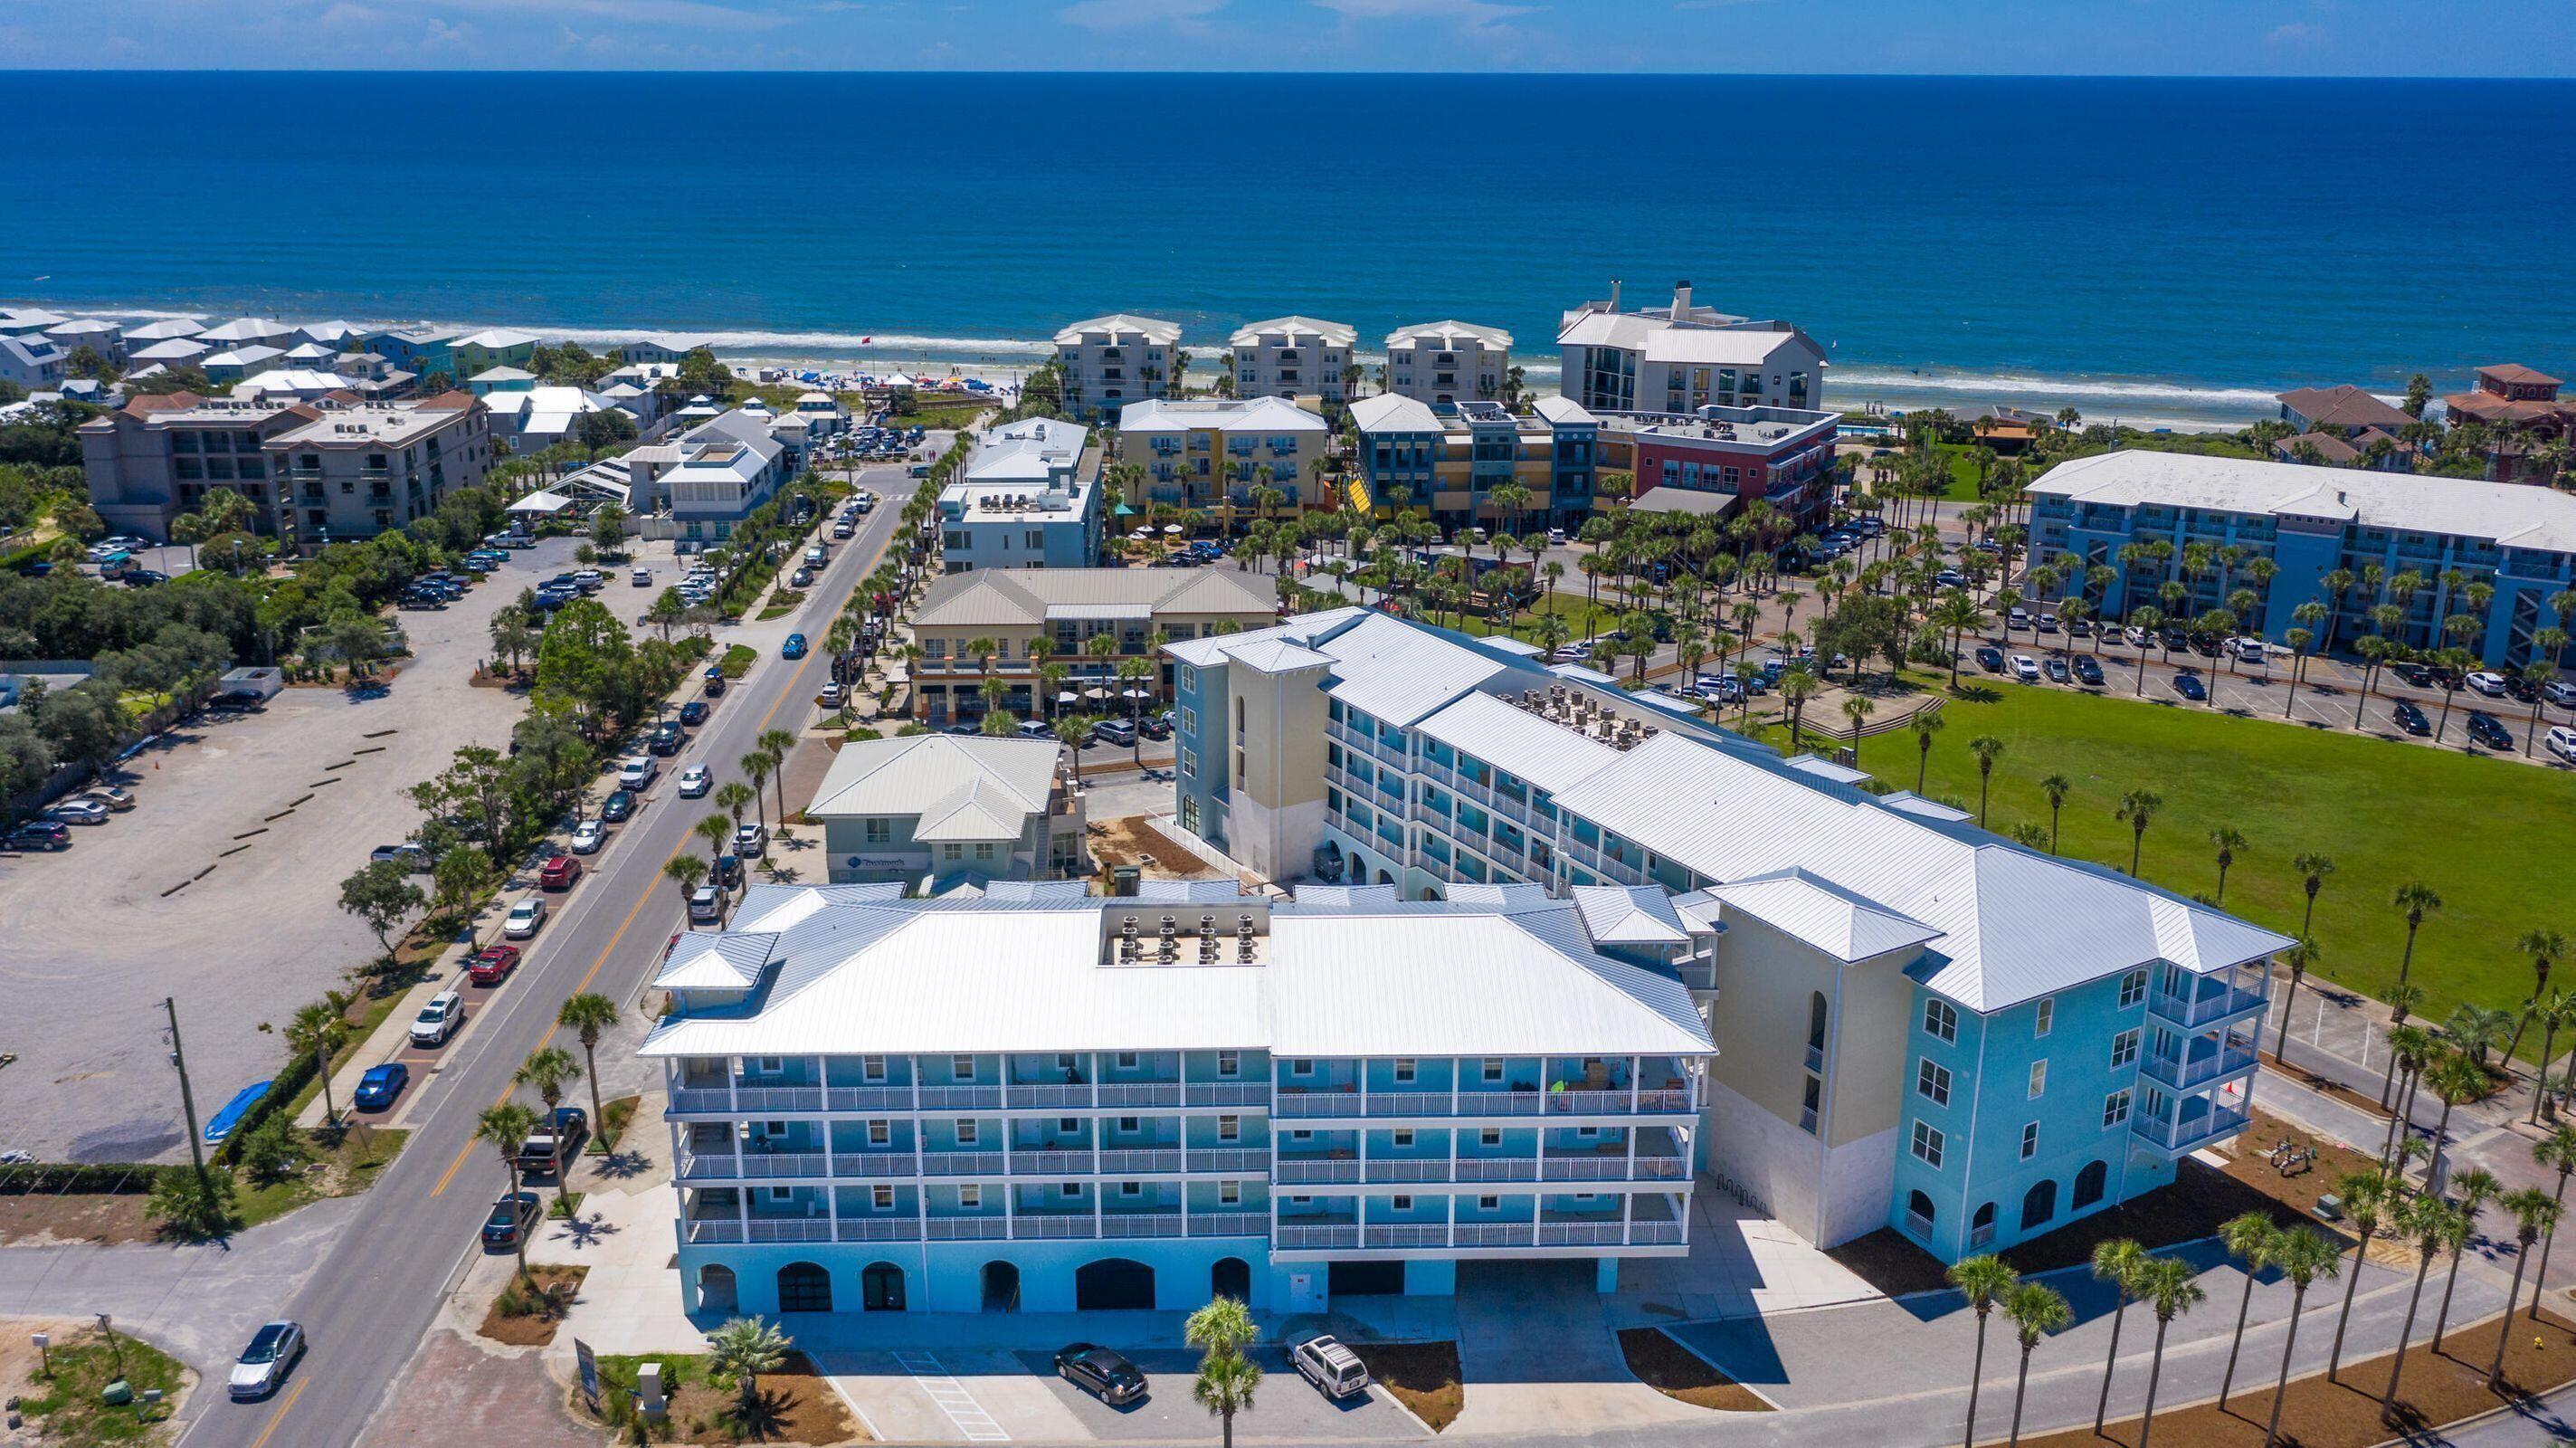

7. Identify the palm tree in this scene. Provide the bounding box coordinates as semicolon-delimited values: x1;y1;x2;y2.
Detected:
1911;709;1947;792
2492;1187;2563;1385
715;782;756;832
665;853;709;908
2381;1022;2437;1125
2272;938;2320;1062
1840;695;1876;761
2380;1193;2467;1425
1966;735;2006;825
695;813;734;873
2530;989;2576;1124
1900;1253;2001;1443
2215;1211;2279;1409
1779;666;1820;749
282;996;352;1126
515;1045;584;1212
2115;788;2162;875
2208;825;2247;904
2130;1255;2204;1448
556;993;620;1147
738;750;774;831
2292;851;2335;938
2391;881;2442;998
2432;1167;2502;1351
475;1101;539;1281
2262;1227;2343;1448
2505;929;2568;1065
2001;1282;2073;1448
1193;1348;1260;1448
2423;1051;2490;1192
2089;1239;2149;1433
2325;1168;2395;1378
756;728;797;826
2039;774;2070;853
707;1315;790;1416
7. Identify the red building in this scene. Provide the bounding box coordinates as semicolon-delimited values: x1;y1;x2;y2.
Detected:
2442;365;2575;483
1593;404;1841;528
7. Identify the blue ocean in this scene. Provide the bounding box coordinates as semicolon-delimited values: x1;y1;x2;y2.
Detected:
5;71;2572;426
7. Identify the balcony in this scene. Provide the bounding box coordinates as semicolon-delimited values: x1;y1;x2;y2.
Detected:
2139;1036;2260;1091
1364;1224;1450;1248
1365;1159;1453;1183
1099;1212;1185;1239
827;1085;912;1111
2132;1104;2252;1155
1190;1212;1267;1237
1277;1157;1363;1185
1453;1157;1541;1182
917;1085;1003;1110
831;1151;914;1178
1097;1082;1183;1109
1185;1148;1269;1173
733;1085;823;1112
917;1150;1006;1176
1185;1081;1269;1107
2150;978;2268;1029
1008;1082;1092;1110
1098;1148;1183;1174
1010;1149;1095;1176
1276;1223;1361;1250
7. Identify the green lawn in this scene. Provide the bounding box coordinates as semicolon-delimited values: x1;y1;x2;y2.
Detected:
1823;672;2573;1043
11;1326;186;1444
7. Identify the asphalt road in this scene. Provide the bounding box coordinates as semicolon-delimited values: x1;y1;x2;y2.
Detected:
177;472;909;1448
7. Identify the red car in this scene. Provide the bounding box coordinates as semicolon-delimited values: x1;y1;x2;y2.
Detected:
466;944;520;986
539;855;582;891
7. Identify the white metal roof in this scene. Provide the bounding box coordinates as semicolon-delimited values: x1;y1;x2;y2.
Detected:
1385;319;1513;352
1118;395;1329;434
808;734;1056;839
656;931;779;990
1412;689;1619;794
1701;869;1943;962
2031;450;2576;556
125;318;205;341
1055;313;1183;347
455;327;539;349
1350;393;1442;433
197;317;291;343
913;567;1274;630
1229;316;1356;349
1569;885;1691;947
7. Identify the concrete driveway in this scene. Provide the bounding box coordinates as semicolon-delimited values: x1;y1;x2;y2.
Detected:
1019;1341;1422;1441
0;537;580;1163
1448;1260;1706;1434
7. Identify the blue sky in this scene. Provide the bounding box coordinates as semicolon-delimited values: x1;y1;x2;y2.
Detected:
7;0;2572;74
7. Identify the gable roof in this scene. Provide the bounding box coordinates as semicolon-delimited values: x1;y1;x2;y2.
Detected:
1384;319;1513;352
807;734;1057;838
1055;313;1183;346
1229;316;1356;348
911;567;1274;630
1699;869;1943;962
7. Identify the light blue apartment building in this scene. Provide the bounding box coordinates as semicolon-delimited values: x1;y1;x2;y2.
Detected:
644;881;1713;1317
2029;451;2576;670
937;418;1102;572
1165;608;2290;1260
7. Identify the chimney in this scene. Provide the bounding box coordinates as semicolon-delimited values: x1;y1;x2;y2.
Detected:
1671;281;1694;321
1609;279;1622;313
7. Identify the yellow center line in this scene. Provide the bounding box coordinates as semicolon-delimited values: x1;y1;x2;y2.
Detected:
247;1377;307;1448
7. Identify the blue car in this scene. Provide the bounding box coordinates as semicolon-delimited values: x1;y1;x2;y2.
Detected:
353;1062;409;1111
204;1080;274;1145
782;634;808;659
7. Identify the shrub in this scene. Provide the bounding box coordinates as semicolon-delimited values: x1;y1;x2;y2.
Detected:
236;1117;302;1185
146;1165;239;1235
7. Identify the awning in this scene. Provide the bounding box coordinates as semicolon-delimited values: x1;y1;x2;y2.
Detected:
508;489;573;514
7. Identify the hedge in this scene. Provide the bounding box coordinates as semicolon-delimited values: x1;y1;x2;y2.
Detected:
0;1161;160;1195
211;1042;322;1169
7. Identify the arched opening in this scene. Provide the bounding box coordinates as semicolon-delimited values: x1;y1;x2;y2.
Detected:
697;1263;738;1316
2020;1179;2058;1231
1419;886;1440;901
981;1260;1021;1312
1906;1189;1936;1237
1377;869;1393;886
1211;1257;1251;1303
1076;1257;1156;1311
860;1261;906;1311
778;1261;832;1313
1807;992;1829;1058
2072;1159;2109;1211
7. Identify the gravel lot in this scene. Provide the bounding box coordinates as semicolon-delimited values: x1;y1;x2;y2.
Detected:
0;538;585;1164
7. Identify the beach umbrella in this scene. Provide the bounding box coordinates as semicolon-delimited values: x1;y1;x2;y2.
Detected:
1122;688;1153;700
1055;691;1080;704
1162;524;1183;535
1085;687;1114;700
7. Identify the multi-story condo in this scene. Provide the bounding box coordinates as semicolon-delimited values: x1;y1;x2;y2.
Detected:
906;567;1276;727
263;395;493;541
480;385;619;454
1054;314;1182;421
1347;395;1597;531
643;880;1714;1316
2028;450;2576;670
658;408;796;542
809;734;1087;885
79;392;314;540
939;418;1103;572
1556;281;1826;415
1383;321;1512;407
2441;365;2576;483
1593;404;1843;531
1116;397;1330;517
1165;607;2286;1261
1228;317;1355;405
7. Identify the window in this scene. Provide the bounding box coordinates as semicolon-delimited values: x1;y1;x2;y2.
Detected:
1393;1058;1416;1084
1483;1059;1504;1082
2073;1160;2109;1210
769;1186;794;1203
1218;1115;1240;1142
960;1184;981;1208
1217;1050;1239;1077
1059;1117;1079;1134
1916;1058;1952;1108
2110;1029;2141;1070
2035;999;2054;1038
1925;999;1958;1043
2029;1062;2048;1100
1801;1076;1822;1137
1393;1129;1414;1148
1056;1053;1077;1072
756;1055;784;1075
1060;1182;1082;1197
1479;1195;1501;1210
1911;1120;1945;1169
1117;1052;1138;1070
2021;1122;2040;1160
2021;1179;2058;1230
955;1119;978;1145
974;843;994;862
1181;705;1198;735
1479;1128;1501;1147
867;1120;889;1147
2120;968;2149;1008
942;843;961;861
863;819;890;843
762;1120;788;1139
1179;664;1197;692
1117;1116;1139;1133
1219;1180;1240;1205
952;1054;975;1081
862;1055;886;1081
2102;1090;2133;1128
873;1184;895;1209
1120;1181;1141;1197
1906;1189;1937;1236
1393;1195;1413;1211
1290;1059;1313;1076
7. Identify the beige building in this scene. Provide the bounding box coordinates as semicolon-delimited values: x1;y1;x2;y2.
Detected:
79;392;311;540
1115;396;1333;515
1383;321;1514;406
1053;313;1183;421
809;733;1087;885
1227;317;1355;405
907;567;1278;727
265;395;495;541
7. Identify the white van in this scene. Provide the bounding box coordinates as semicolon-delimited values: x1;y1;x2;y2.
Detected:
2548;726;2576;765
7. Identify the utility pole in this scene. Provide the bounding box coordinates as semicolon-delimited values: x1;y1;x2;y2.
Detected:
164;997;209;1189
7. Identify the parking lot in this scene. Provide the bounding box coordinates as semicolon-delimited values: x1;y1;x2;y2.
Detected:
1017;1341;1419;1440
0;537;583;1164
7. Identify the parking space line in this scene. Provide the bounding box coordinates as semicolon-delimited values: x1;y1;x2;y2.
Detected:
894;1350;1010;1442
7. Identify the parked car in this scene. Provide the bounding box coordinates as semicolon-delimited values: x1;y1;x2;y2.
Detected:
409;989;464;1047
2391;660;2433;687
481;1191;542;1248
517;1106;588;1173
2072;655;2105;687
370;842;431;872
466;944;521;986
678;765;712;798
791;567;814;588
2549;725;2576;763
617;757;659;790
679;700;708;727
600;789;637;822
1055;1344;1146;1405
820;681;844;709
5;820;71;851
2465;671;2508;697
1092;718;1137;747
703;667;727;695
353;1062;409;1111
122;568;171;587
2010;654;2039;682
540;854;583;890
1138;715;1173;740
2006;608;2031;631
647;720;685;756
46;797;110;825
2042;656;2070;683
782;633;809;660
734;821;768;857
1974;645;2006;674
228;1320;306;1401
569;820;607;855
2392;700;2431;735
689;885;723;923
78;785;137;812
2034;613;2059;634
1292;1334;1372;1399
504;897;547;938
2546;680;2576;708
2466;711;2514;749
2172;672;2208;701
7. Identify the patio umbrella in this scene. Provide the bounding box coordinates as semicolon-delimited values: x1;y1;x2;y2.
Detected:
1122;688;1153;700
1162;524;1182;535
1055;691;1081;704
1084;687;1114;700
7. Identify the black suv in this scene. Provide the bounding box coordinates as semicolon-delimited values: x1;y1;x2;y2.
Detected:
2465;711;2514;750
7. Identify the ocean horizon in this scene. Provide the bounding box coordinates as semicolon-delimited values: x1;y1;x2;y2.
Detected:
6;71;2572;428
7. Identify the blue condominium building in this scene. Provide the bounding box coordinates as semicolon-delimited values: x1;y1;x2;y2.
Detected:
2029;451;2576;670
1164;608;2289;1261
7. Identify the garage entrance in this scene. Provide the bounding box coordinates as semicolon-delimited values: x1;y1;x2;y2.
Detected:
1327;1260;1406;1297
697;1263;738;1315
982;1260;1021;1311
1075;1257;1155;1310
861;1261;907;1311
1211;1256;1251;1302
778;1261;832;1312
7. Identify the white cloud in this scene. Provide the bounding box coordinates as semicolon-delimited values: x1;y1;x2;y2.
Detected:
1059;0;1227;29
1309;0;1536;24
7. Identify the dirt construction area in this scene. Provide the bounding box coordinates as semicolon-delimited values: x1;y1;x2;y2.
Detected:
0;538;586;1165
